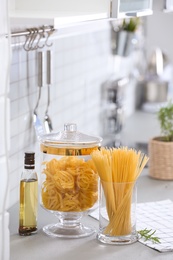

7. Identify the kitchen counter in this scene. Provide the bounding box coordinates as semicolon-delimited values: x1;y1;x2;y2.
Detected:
9;111;173;260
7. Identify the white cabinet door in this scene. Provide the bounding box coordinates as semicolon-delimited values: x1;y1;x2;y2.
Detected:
111;0;153;18
14;0;109;14
9;0;111;27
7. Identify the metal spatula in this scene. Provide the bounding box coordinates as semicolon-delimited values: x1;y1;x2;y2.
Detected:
44;50;53;133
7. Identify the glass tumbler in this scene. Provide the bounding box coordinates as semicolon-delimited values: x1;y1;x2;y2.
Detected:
97;181;137;245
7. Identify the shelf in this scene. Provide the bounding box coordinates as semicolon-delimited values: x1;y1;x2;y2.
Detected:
10;10;109;29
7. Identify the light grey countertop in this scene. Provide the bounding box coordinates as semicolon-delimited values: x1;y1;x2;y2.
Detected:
9;111;173;260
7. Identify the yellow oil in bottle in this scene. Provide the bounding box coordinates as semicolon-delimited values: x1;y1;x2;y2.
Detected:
19;178;38;236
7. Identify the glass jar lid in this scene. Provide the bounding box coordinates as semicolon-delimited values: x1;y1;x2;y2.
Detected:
40;123;102;149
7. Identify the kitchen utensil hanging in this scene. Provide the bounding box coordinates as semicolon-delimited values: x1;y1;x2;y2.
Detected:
147;48;167;76
142;48;169;104
44;50;53;133
33;51;44;139
23;26;54;52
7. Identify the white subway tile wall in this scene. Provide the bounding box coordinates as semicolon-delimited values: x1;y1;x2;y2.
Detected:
9;27;113;207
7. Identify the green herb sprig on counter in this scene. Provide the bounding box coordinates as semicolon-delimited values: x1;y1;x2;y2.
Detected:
138;228;161;244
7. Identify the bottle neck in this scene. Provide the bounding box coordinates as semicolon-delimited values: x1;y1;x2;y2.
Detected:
22;165;37;181
24;164;35;170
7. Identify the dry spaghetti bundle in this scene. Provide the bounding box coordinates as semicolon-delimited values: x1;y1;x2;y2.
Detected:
41;156;98;212
91;147;149;236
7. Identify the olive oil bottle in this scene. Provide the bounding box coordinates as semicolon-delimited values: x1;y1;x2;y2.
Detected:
19;152;38;236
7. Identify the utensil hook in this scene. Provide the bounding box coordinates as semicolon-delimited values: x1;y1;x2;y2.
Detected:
30;28;40;51
23;29;32;51
37;26;46;49
33;29;43;50
26;28;38;51
45;30;53;47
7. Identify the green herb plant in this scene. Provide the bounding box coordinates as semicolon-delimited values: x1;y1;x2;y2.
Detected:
158;102;173;142
122;18;140;32
138;228;161;244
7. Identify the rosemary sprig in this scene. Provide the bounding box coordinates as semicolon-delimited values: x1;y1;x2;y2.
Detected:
138;228;161;244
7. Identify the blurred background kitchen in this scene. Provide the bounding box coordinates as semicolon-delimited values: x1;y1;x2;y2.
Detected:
1;1;173;259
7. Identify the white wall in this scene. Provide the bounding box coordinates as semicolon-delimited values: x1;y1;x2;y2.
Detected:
145;11;173;62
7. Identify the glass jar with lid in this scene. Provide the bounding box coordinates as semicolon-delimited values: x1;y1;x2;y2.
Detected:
40;123;102;238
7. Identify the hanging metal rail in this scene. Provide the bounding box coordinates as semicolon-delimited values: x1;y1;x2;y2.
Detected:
6;25;56;51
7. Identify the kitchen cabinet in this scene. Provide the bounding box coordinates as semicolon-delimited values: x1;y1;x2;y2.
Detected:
10;0;154;29
111;0;153;18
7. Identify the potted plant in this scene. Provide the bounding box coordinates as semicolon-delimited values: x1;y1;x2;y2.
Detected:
148;102;173;180
116;18;140;57
121;18;140;32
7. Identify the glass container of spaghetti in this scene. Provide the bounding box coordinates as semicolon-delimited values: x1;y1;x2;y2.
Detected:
98;180;137;244
39;123;102;238
91;147;149;245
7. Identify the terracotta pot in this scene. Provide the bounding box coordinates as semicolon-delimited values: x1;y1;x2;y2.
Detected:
148;137;173;180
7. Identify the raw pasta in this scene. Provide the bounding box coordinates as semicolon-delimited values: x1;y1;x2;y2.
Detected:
91;147;149;236
41;156;98;212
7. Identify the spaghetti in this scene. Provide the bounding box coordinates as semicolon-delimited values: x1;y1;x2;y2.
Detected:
41;156;98;212
91;147;149;236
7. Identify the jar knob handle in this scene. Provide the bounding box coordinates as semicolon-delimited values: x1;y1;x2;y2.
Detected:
64;123;77;132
